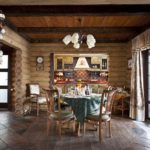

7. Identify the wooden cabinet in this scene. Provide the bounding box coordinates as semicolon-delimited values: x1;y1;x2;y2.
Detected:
90;71;100;80
54;54;109;84
91;56;100;64
64;56;73;64
55;57;63;70
91;57;108;71
101;58;108;71
64;56;74;70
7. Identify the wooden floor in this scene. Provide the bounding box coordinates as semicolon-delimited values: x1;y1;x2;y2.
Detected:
0;111;150;150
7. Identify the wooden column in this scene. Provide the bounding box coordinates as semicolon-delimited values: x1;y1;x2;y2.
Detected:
13;50;23;116
50;53;54;89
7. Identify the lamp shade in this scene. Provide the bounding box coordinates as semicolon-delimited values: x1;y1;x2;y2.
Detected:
87;42;95;49
0;10;6;39
0;50;3;64
71;33;79;44
87;40;95;48
0;56;2;64
1;28;5;34
73;43;80;49
0;12;5;20
0;34;3;39
62;34;72;45
87;34;96;43
86;34;96;49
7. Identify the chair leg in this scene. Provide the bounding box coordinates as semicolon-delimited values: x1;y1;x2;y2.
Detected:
67;121;70;128
122;110;124;117
47;119;50;136
72;119;76;133
37;103;39;116
58;121;62;137
83;122;86;135
29;103;32;114
99;123;102;143
108;121;111;137
77;122;81;136
47;102;50;114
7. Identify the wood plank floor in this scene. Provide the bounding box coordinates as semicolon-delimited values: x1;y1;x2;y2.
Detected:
0;111;150;150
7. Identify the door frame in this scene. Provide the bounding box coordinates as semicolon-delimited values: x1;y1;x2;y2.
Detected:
0;48;12;109
143;50;150;120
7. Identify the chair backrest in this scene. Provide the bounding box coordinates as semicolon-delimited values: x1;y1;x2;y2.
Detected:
56;86;63;95
44;89;60;113
100;89;117;118
26;83;40;97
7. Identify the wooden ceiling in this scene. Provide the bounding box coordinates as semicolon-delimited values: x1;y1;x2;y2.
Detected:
0;0;150;5
1;5;150;43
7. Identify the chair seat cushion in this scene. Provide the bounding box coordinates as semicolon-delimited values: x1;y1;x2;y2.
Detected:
30;96;47;104
60;99;69;106
49;111;74;120
86;113;110;121
105;111;111;115
38;97;47;103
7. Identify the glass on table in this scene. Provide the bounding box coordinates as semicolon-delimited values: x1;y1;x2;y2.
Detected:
68;88;76;96
89;88;92;95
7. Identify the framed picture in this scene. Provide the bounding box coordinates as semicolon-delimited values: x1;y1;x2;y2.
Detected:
128;58;132;69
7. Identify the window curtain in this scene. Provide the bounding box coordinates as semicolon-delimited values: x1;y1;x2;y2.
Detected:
130;50;145;121
130;29;150;121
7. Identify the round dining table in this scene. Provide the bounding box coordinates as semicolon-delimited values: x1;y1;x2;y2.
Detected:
60;93;102;136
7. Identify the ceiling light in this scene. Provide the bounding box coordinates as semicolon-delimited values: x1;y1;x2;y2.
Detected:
63;33;96;49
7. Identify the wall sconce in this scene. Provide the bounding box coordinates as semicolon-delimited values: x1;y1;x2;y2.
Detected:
0;10;6;39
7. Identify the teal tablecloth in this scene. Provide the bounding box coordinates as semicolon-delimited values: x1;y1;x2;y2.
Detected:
61;94;101;123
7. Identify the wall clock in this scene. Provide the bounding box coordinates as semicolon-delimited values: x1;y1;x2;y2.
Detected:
36;56;44;64
36;56;44;71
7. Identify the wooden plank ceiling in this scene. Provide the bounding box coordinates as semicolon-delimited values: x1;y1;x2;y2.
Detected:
0;0;150;5
1;5;150;43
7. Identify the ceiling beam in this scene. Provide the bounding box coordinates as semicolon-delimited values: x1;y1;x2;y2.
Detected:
17;27;144;34
5;19;33;42
1;5;150;16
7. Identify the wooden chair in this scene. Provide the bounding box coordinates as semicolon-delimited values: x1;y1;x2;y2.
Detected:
44;88;75;137
55;86;70;110
84;89;118;143
26;83;47;116
113;92;130;117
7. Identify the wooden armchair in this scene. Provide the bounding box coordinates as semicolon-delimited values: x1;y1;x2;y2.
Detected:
84;89;118;143
113;91;130;117
44;88;75;137
26;83;47;116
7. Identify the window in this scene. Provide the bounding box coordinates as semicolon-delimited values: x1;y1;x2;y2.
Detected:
0;55;9;106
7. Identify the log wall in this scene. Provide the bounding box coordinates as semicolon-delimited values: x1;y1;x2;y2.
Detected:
30;43;132;89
